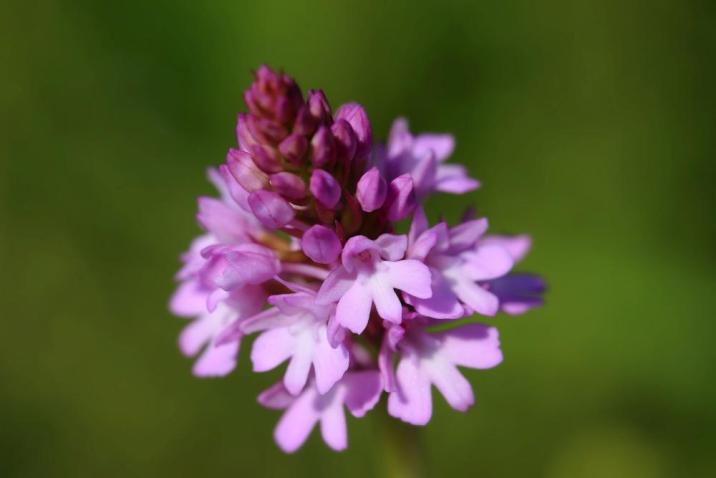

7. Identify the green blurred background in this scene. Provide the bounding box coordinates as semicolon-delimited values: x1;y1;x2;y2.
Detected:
2;0;715;476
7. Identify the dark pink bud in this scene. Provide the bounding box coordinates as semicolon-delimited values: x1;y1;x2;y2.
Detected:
248;190;295;229
307;89;331;123
335;103;372;159
226;148;267;192
269;172;306;200
250;145;283;174
236;113;257;152
331;119;357;162
310;169;341;209
301;225;342;264
278;133;308;165
386;173;416;221
293;105;318;136
247;115;288;144
311;126;336;168
356;167;387;212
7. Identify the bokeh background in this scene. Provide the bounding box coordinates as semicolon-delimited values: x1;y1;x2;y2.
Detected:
2;0;715;476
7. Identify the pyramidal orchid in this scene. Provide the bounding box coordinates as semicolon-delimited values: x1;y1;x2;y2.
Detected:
170;65;545;453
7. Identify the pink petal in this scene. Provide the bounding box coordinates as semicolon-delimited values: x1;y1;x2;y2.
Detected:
385;260;432;299
336;282;373;334
313;327;350;394
192;341;239;377
316;267;354;305
407;271;464;319
448;218;488;253
481;235;532;263
453;280;499;316
274;388;320;453
462;244;514;282
424;359;474;412
436;324;503;369
179;315;215;356
284;336;315;395
434;164;480;193
368;275;403;323
388;355;432;425
413;133;455;162
251;327;295;372
170;280;208;317
408;206;429;246
375;234;408;261
319;401;347;451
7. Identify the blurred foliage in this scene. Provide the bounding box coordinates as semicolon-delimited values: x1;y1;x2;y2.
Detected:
1;0;715;476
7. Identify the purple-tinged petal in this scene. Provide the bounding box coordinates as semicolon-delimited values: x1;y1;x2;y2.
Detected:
179;315;216;357
343;371;382;417
448;218;488;253
406;271;464;320
387;117;412;158
340;235;381;272
236;113;258;152
278;133;308;165
274;388;320;453
258;382;294;410
409;150;438;198
375;234;408;261
316;267;354;305
248;190;295;229
379;338;397;392
388;355;432;425
219;164;251;211
332;119;357;162
408;206;429;245
489;273;546;315
301;225;342;264
385;260;432;299
336;282;373;333
311;126;336;168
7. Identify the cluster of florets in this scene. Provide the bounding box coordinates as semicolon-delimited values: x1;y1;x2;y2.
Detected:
170;65;545;453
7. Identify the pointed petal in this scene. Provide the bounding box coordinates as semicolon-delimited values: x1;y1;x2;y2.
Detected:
257;382;294;410
375;234;408;260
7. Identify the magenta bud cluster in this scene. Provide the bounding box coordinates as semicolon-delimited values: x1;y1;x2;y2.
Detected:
170;65;545;453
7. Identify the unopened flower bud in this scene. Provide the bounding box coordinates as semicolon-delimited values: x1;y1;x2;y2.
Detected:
269;172;306;200
331;119;357;163
250;145;283;173
307;90;331;123
293;105;318;136
356;167;387;212
248;115;288;145
335;103;372;159
278;133;308;165
301;225;342;264
385;173;416;221
236;113;257;152
310;169;341;209
311;126;336;168
226;148;267;192
248;190;295;229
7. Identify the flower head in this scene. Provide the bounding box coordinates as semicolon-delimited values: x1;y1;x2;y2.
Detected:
169;65;545;452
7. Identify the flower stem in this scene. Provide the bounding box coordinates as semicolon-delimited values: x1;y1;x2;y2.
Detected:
379;411;425;478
